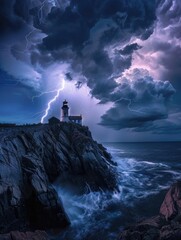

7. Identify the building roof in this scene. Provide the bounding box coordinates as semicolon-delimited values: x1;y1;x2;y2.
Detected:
48;117;60;123
63;100;68;104
69;115;82;120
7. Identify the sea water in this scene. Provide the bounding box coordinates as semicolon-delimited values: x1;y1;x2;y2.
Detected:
54;142;181;240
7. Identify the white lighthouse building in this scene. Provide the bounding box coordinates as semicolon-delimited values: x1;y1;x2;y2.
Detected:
61;100;82;125
61;100;69;122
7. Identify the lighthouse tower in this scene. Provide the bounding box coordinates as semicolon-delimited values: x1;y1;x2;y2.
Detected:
61;100;69;122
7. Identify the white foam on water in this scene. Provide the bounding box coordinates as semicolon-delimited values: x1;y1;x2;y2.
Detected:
54;185;122;240
55;153;180;226
53;144;181;240
106;146;181;204
54;185;108;225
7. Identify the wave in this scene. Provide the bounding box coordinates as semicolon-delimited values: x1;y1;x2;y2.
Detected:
53;144;181;240
54;185;123;240
106;146;181;205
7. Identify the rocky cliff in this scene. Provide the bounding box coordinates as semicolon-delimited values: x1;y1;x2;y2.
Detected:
119;181;181;240
0;231;48;240
0;123;117;234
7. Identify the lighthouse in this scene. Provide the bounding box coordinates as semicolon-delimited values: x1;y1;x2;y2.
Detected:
61;100;69;122
61;100;82;125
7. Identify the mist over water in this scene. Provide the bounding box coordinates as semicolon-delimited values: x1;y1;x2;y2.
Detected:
54;142;181;240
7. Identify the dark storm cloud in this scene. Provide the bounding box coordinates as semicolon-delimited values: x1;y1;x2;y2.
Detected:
65;72;73;81
95;0;181;133
40;7;89;50
133;112;181;134
119;43;141;55
32;0;157;101
158;0;181;30
82;49;116;99
0;0;35;36
99;75;176;130
158;44;181;89
146;0;181;90
112;44;142;78
31;0;180;135
100;102;167;130
2;0;180;136
39;0;157;50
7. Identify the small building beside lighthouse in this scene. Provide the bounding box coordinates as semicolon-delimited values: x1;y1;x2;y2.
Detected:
61;100;82;125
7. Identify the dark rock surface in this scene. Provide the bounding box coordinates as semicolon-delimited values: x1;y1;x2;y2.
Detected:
0;230;48;240
119;181;181;240
0;123;117;233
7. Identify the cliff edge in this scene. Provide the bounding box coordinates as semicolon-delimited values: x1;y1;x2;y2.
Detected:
0;123;117;233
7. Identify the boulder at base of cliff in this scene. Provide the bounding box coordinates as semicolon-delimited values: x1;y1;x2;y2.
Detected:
160;181;181;220
0;231;48;240
119;181;181;240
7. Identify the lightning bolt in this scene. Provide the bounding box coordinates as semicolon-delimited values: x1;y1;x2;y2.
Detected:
32;89;59;102
25;0;47;51
40;79;65;123
24;29;36;53
7;0;47;56
38;0;47;24
1;0;60;53
116;98;145;114
31;110;45;119
22;0;48;54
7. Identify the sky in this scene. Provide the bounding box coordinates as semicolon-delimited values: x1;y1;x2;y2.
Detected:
0;0;181;142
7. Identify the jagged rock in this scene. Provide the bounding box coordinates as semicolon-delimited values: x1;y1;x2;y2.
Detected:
119;181;181;240
0;230;48;240
0;123;117;233
160;181;181;220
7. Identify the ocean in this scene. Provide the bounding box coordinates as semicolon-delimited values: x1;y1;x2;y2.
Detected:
54;142;181;240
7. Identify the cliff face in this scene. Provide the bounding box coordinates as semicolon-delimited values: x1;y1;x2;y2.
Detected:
0;123;117;233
